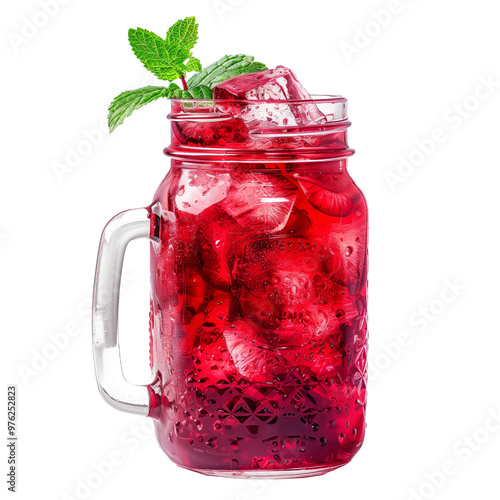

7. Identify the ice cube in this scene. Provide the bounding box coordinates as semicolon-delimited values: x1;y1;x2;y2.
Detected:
213;66;326;128
223;321;289;382
175;169;230;215
221;172;297;233
294;170;362;217
172;116;250;147
198;220;235;291
232;237;353;343
328;215;368;294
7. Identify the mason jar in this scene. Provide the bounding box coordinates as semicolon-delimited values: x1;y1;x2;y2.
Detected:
93;95;368;478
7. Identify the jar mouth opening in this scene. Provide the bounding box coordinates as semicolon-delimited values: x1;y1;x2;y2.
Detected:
170;94;347;106
168;95;349;124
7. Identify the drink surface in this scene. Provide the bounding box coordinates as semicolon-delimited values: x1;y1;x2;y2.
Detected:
148;80;368;477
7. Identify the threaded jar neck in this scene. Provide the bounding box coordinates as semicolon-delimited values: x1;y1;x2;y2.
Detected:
164;96;354;164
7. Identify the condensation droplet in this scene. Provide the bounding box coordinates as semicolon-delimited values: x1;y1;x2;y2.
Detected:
313;274;323;285
206;438;217;449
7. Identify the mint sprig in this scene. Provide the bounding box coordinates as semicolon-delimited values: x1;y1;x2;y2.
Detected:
108;16;267;132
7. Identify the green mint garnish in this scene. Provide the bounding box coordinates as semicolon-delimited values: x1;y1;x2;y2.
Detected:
128;17;199;85
169;85;213;100
187;54;267;88
107;16;267;132
108;85;179;133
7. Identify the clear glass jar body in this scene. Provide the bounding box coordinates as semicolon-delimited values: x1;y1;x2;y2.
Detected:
147;97;368;478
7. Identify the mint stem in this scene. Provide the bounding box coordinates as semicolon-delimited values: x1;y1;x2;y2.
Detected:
180;76;188;90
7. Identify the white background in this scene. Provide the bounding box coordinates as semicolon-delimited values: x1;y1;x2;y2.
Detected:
2;0;500;499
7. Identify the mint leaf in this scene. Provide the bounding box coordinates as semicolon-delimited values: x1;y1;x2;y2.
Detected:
128;17;200;81
108;84;179;132
171;85;212;99
187;54;267;88
210;60;266;87
166;17;198;68
128;28;179;81
185;57;202;73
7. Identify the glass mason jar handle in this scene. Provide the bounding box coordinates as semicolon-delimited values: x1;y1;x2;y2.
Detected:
92;208;151;416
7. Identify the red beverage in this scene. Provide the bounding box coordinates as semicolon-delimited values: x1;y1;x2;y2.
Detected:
147;74;368;477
